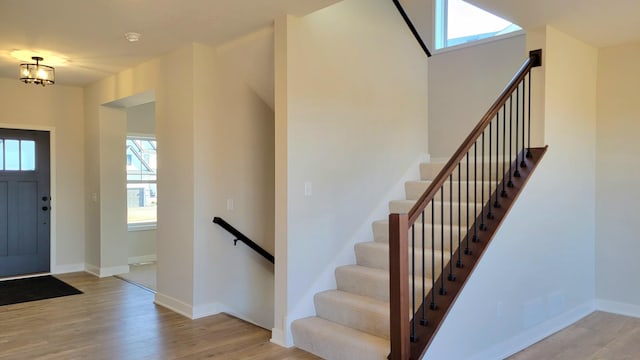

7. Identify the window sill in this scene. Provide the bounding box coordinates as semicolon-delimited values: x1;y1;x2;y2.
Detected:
433;30;525;56
128;223;157;232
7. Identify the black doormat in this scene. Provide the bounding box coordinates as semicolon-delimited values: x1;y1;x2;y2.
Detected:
0;275;82;306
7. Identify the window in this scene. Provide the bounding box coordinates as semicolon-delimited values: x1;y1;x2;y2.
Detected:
0;138;36;171
126;136;157;229
435;0;521;50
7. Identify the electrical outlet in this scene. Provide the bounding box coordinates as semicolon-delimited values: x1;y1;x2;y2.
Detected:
304;182;312;196
227;199;234;211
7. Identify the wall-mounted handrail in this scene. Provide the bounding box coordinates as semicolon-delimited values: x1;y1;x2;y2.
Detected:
392;0;432;57
213;217;274;264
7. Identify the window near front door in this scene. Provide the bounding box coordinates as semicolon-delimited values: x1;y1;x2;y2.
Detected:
0;139;36;171
435;0;522;50
126;136;157;230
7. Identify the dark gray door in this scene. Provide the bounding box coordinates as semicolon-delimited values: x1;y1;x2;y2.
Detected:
0;129;50;277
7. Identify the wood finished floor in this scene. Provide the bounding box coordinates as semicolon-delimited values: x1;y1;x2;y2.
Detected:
0;272;318;360
508;311;640;360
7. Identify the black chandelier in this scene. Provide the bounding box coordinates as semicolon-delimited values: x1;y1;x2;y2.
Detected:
20;56;55;86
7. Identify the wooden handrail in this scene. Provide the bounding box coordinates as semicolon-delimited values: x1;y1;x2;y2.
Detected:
407;56;534;224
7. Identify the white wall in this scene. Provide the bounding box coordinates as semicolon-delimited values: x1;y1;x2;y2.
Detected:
127;102;156;135
0;79;85;273
274;0;429;345
428;34;527;158
191;35;276;328
97;105;128;274
84;50;195;304
425;26;597;359
595;41;640;311
84;41;276;327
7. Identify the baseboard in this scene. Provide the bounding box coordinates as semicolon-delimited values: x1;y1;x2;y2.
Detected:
53;263;85;274
270;327;292;348
192;302;271;331
154;292;194;319
596;298;640;319
128;254;157;264
84;264;130;278
84;264;100;277
468;300;595;360
192;302;225;319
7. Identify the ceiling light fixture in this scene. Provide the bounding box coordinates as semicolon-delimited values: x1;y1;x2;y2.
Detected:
124;32;142;42
19;56;55;86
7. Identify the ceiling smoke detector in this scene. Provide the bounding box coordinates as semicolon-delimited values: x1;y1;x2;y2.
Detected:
124;32;142;42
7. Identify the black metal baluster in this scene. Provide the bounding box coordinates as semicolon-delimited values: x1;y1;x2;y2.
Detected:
457;163;463;268
521;76;527;168
514;85;521;178
439;189;446;295
480;133;487;230
488;119;494;220
430;200;437;310
508;96;515;187
465;151;472;253
448;174;455;281
494;113;501;208
501;104;508;197
527;71;533;158
420;210;427;325
473;142;479;242
411;223;416;342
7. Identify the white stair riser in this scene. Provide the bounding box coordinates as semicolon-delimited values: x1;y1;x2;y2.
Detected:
421;162;512;181
354;242;450;278
372;221;467;250
291;317;390;360
315;291;390;339
389;200;484;226
335;265;430;304
405;180;501;202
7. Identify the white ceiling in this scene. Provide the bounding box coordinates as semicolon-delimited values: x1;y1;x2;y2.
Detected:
466;0;640;48
3;0;638;87
0;0;340;86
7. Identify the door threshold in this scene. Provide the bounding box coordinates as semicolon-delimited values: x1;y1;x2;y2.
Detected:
0;272;52;282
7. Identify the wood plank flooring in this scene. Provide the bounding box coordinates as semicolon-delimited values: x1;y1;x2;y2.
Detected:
508;311;640;360
0;272;318;360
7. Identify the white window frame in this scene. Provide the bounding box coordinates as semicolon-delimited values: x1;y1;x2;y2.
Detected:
126;135;157;231
434;0;523;52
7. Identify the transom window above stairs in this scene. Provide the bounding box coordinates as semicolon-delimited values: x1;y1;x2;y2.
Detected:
435;0;522;50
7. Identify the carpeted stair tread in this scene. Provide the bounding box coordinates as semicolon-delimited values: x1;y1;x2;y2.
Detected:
291;316;389;360
292;158;499;358
314;290;389;339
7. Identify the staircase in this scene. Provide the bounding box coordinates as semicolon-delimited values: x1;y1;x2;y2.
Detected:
292;48;544;358
291;160;461;359
290;159;523;360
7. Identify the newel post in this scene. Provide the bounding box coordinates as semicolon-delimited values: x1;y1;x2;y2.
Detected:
389;213;410;360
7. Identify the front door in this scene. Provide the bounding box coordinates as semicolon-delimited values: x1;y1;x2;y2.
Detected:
0;129;50;277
